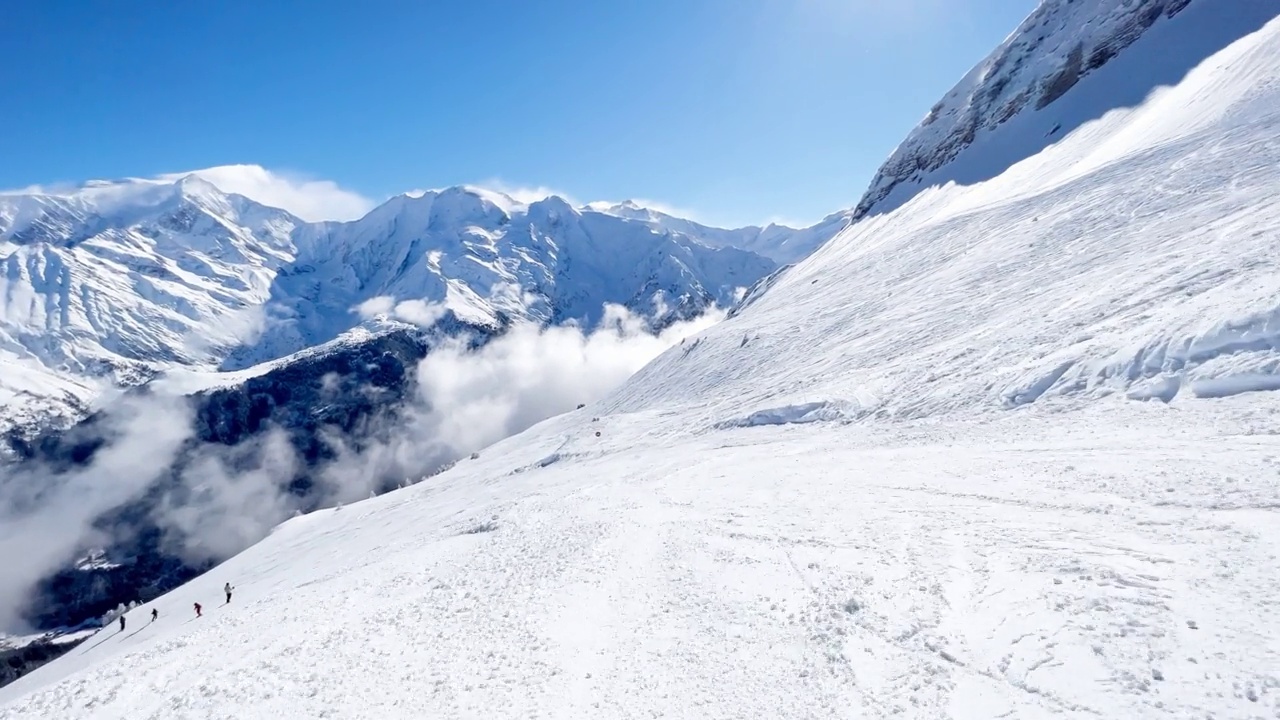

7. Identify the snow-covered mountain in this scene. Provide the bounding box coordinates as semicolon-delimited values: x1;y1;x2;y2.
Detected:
0;179;791;431
587;200;847;265
855;0;1280;218
227;188;775;368
4;1;1280;716
0;176;303;430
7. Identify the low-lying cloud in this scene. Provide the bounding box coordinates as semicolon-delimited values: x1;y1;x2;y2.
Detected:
0;394;194;630
0;303;722;633
355;296;449;328
414;305;720;456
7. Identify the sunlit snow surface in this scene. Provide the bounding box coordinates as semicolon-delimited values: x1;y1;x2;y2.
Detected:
3;8;1280;720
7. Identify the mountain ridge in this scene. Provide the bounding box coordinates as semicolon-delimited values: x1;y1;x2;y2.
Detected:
854;0;1279;218
0;178;814;431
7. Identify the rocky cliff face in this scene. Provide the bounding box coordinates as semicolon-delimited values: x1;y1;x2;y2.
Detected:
855;0;1206;218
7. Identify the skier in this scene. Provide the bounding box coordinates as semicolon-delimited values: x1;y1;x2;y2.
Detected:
151;608;159;622
119;614;125;632
224;582;234;604
194;602;202;618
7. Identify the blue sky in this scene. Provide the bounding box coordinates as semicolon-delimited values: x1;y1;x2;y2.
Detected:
2;0;1038;227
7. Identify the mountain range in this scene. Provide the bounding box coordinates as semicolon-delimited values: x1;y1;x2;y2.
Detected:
0;178;829;438
2;0;1279;713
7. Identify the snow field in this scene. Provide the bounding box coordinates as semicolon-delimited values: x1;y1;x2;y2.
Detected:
0;405;1276;718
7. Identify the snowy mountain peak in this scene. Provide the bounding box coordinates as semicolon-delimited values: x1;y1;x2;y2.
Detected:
417;186;515;227
525;194;579;220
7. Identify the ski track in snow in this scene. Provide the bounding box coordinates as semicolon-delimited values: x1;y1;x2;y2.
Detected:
0;411;1277;719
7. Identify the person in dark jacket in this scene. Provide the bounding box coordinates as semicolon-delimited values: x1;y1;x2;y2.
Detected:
119;615;125;632
151;608;159;622
194;602;202;618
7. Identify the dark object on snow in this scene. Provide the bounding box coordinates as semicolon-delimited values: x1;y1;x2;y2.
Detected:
194;603;202;618
576;403;585;409
594;431;601;437
151;608;158;622
224;582;233;604
118;615;125;632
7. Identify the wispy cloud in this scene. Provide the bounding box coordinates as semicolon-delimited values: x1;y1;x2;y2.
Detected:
409;304;722;458
473;180;709;224
623;197;703;222
353;296;448;327
0;303;725;631
0;394;195;630
163;164;377;222
474;179;578;206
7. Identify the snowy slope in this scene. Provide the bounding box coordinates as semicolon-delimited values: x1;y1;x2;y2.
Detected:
2;407;1278;719
2;5;1278;719
855;0;1280;218
615;1;1280;425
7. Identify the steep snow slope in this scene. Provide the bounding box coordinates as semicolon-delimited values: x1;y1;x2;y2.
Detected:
618;2;1280;425
856;0;1280;218
2;7;1278;720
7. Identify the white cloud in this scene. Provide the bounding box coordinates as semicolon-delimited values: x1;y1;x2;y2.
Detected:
353;296;447;328
392;299;448;328
0;393;195;630
475;179;578;206
0;300;726;631
355;296;396;320
4;165;375;222
158;428;300;562
407;303;722;459
625;197;703;222
160;164;376;222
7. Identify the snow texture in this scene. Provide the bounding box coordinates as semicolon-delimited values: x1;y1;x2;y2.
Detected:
4;3;1280;718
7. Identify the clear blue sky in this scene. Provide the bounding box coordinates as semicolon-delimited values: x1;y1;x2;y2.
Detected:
2;0;1038;227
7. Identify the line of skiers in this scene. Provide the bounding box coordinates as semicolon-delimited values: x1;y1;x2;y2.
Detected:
116;582;234;632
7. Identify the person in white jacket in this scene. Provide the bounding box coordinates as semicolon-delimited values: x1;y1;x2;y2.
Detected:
224;582;234;604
